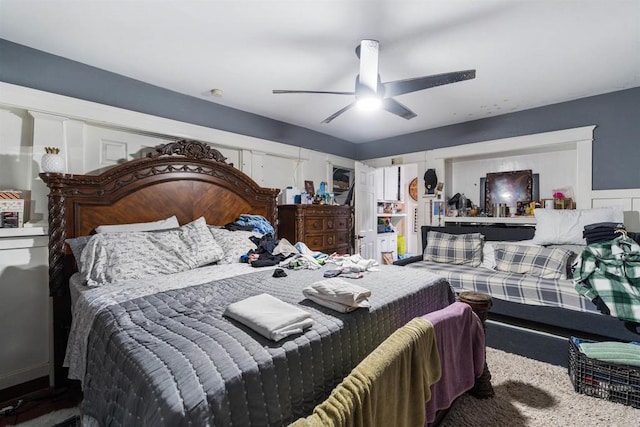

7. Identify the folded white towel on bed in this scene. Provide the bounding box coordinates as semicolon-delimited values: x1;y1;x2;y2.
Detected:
302;278;371;313
328;254;379;272
224;293;313;341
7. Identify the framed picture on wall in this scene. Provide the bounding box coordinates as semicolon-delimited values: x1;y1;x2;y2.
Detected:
479;174;539;212
484;170;533;214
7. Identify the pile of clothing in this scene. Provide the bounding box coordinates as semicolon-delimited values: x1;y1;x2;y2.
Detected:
574;221;640;332
242;235;325;268
225;214;275;235
583;222;626;244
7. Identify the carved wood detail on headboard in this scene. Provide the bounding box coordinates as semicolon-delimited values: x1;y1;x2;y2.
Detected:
40;139;279;385
150;139;231;165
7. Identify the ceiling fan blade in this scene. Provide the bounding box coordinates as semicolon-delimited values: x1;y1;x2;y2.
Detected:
273;90;355;95
321;102;356;124
383;69;476;97
382;98;417;120
358;39;379;95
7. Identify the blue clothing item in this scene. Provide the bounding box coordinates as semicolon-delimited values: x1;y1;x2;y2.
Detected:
235;214;275;235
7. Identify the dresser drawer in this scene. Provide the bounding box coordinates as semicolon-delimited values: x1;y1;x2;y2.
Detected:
335;231;350;247
305;233;331;251
333;216;349;231
304;217;326;232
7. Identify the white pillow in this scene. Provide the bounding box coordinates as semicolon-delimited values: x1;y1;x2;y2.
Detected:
95;215;179;233
532;206;624;245
481;242;496;270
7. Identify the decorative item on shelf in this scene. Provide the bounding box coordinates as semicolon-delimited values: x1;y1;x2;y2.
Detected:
304;180;315;196
550;186;575;209
458;193;468;216
434;182;444;199
423;169;437;195
41;146;65;173
0;190;25;228
542;194;575;209
409;178;418;201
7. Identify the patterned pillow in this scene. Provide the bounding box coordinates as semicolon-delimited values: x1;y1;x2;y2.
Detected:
66;235;93;268
80;217;224;286
66;217;182;270
423;231;483;267
94;215;180;233
208;227;262;264
493;243;574;279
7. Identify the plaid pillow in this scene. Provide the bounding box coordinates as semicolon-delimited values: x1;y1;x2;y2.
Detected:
423;231;483;267
493;243;574;279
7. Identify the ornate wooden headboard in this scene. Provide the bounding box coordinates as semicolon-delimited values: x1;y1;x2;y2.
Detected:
40;139;279;385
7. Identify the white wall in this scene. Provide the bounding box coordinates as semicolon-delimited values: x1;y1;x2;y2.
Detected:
0;234;49;390
0;81;355;391
364;126;640;234
450;149;577;208
0;82;355;223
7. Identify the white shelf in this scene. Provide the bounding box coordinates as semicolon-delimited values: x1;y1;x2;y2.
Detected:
442;216;536;225
0;226;48;238
377;213;407;217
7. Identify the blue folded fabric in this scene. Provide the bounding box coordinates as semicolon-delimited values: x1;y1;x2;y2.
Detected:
235;214;275;235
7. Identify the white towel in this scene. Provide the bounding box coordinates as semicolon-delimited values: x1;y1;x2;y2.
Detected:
303;294;361;313
302;278;371;313
328;254;379;272
224;293;313;341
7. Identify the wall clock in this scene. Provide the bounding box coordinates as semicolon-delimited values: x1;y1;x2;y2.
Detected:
409;178;418;201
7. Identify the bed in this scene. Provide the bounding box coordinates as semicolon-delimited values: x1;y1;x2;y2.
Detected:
399;225;640;367
41;140;489;426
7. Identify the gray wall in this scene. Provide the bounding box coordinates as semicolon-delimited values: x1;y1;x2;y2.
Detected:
0;39;356;159
356;88;640;190
2;39;638;190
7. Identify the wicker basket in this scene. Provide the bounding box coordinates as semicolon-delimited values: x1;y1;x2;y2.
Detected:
568;337;640;408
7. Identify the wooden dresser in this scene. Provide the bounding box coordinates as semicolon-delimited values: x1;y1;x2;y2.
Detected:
277;204;353;254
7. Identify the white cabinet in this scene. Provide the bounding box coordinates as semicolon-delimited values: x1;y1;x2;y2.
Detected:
0;228;50;390
376;166;405;202
377;232;398;265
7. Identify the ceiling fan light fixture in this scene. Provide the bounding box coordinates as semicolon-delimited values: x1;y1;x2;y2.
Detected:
356;96;382;111
273;39;476;123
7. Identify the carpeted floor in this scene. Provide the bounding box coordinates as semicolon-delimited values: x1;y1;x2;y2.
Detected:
9;347;640;426
442;347;640;426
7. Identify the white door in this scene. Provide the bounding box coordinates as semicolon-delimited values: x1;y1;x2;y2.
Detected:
355;162;377;259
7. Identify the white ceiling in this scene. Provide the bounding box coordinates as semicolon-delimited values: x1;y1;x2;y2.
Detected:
1;0;639;144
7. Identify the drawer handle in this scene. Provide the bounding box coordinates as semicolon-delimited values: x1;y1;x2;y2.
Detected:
327;236;334;244
312;221;322;229
312;238;321;245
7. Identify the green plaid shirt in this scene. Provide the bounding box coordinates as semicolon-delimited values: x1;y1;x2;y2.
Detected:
573;236;640;322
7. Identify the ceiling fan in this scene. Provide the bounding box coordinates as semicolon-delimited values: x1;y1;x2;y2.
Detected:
273;39;476;124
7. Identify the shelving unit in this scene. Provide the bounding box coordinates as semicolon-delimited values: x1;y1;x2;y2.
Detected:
376;201;408;263
332;167;353;205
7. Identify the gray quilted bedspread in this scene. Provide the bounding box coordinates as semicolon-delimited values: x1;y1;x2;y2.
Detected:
82;265;454;426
